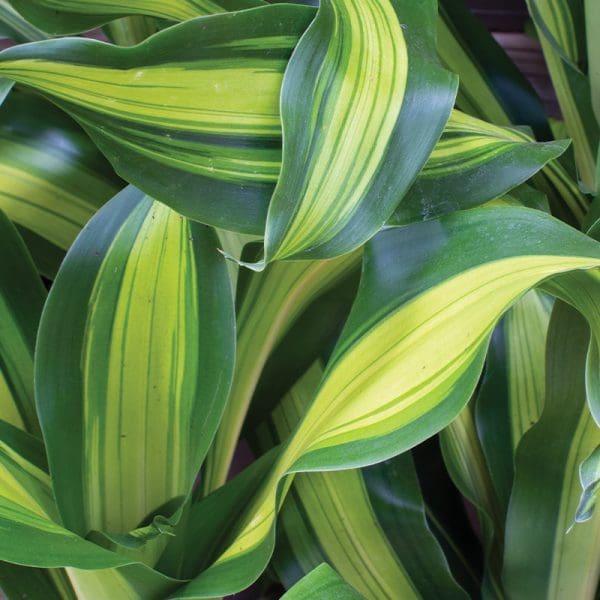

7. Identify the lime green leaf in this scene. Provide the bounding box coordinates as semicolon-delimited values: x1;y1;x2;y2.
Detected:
281;564;363;600
35;186;235;538
174;207;600;598
0;5;315;234
0;211;45;435
391;111;568;225
254;0;456;265
7;0;266;34
253;363;467;599
527;0;599;193
503;302;600;599
203;250;360;493
476;290;552;513
0;91;121;278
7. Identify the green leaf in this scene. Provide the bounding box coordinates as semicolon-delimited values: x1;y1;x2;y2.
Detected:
476;290;552;513
253;0;456;265
203;250;360;493
390;111;568;225
0;562;75;600
438;0;550;138
280;564;363;600
503;302;600;599
174;207;600;598
7;0;266;34
0;0;47;42
0;210;45;435
0;91;121;278
35;186;235;538
253;363;467;599
527;0;600;193
0;5;315;234
586;0;600;125
440;404;504;598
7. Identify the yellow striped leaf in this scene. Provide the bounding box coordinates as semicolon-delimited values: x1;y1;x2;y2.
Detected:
0;5;315;234
35;186;235;538
254;0;456;266
8;0;265;34
172;207;600;598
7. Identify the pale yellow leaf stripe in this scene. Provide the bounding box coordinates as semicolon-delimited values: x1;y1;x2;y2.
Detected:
82;201;200;533
268;0;407;260
211;254;600;566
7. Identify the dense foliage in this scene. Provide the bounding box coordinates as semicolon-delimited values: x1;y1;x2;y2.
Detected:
0;0;599;598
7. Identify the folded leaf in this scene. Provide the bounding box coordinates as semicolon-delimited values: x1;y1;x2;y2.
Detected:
35;186;235;538
204;250;360;492
503;302;600;599
174;207;600;598
255;0;456;266
253;363;467;600
8;0;266;34
391;111;568;225
0;5;315;234
0;211;45;435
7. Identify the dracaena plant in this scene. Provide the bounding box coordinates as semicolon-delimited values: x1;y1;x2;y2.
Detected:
0;0;599;598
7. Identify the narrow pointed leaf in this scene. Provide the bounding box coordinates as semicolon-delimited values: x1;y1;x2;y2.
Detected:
7;0;266;34
391;111;568;225
0;211;45;435
35;186;235;537
257;0;456;265
503;302;600;599
174;207;600;598
527;0;600;193
0;5;315;234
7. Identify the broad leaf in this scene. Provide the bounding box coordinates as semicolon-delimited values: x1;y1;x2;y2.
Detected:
0;5;315;234
173;207;600;598
253;363;467;599
254;0;456;265
35;186;235;537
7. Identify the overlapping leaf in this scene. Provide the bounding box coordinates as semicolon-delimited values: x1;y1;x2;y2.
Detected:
0;211;45;435
168;207;600;598
0;4;315;233
253;363;467;599
203;250;360;492
253;0;456;265
280;563;362;600
35;186;235;537
0;91;121;278
527;0;600;194
503;303;600;599
7;0;265;34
